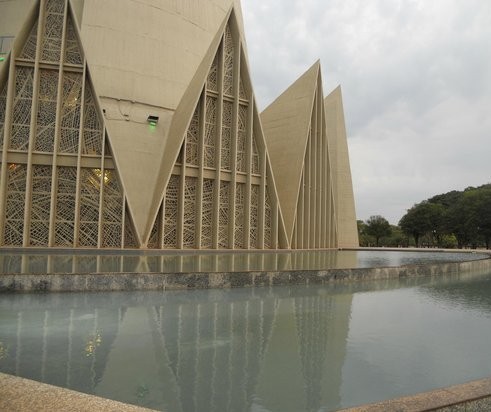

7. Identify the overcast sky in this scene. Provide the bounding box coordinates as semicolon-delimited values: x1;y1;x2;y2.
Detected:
241;0;491;224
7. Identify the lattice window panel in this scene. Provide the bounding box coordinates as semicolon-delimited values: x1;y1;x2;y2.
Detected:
236;104;248;172
183;176;197;248
185;103;200;166
264;188;273;248
54;166;77;246
29;165;52;246
163;175;179;248
218;180;230;248
40;0;65;63
234;183;245;248
148;208;161;249
207;54;219;93
221;100;233;171
64;15;83;65
204;95;217;168
239;77;247;101
10;67;34;151
124;212;138;248
34;69;58;152
0;84;7;149
82;86;103;155
59;72;82;153
19;22;38;60
176;142;184;165
252;137;260;175
102;170;123;248
78;168;101;247
201;178;214;248
223;26;234;97
3;164;27;245
250;184;260;248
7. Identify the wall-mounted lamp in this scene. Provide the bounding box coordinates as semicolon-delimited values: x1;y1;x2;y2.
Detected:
147;115;159;126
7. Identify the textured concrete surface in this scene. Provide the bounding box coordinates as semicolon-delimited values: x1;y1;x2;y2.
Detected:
1;255;490;293
339;377;491;411
0;373;158;412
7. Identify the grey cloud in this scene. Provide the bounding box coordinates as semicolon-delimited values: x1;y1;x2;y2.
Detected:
243;0;491;224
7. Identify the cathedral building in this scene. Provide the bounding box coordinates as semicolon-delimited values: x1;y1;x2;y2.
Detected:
0;0;358;250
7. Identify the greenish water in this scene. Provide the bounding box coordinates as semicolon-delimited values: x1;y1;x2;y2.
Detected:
1;271;491;411
0;249;486;274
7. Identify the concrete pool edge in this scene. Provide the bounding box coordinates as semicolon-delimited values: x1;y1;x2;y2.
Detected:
0;372;157;412
1;251;490;292
1;373;490;412
339;376;491;411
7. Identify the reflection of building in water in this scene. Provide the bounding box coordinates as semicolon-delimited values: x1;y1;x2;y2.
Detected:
0;249;346;274
0;287;354;411
256;292;353;412
0;299;121;395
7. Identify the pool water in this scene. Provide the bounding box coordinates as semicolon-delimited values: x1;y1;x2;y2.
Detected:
1;271;491;411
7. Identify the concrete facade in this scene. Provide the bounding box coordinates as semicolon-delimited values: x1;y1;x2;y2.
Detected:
0;0;357;250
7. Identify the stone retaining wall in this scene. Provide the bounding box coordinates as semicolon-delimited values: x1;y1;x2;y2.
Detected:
1;254;490;293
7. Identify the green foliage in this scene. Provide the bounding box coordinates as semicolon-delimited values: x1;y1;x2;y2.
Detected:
398;183;491;249
364;215;392;247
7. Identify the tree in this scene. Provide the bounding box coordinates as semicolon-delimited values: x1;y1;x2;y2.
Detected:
399;201;444;247
365;215;392;247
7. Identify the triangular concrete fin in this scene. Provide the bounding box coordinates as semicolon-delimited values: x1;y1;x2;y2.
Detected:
146;7;287;249
324;86;359;247
142;9;232;245
261;61;320;241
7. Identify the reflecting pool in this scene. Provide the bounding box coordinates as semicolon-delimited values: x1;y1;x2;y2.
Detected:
0;249;486;274
1;271;491;411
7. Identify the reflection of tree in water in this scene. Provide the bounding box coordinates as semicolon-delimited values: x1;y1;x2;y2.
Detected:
419;273;491;313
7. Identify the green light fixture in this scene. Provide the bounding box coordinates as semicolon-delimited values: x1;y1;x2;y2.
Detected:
147;115;159;128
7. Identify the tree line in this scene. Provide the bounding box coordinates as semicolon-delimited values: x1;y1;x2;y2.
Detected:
358;183;491;249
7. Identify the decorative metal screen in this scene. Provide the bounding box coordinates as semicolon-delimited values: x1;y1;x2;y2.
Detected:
201;178;214;248
163;175;179;248
3;164;27;245
183;176;197;248
236;105;247;172
151;21;280;250
82;86;103;155
64;15;83;65
234;183;245;248
250;184;259;248
185;103;200;166
59;72;83;153
0;0;135;248
29;165;52;245
9;67;34;151
19;22;38;60
204;96;217;168
0;84;7;148
41;0;65;63
54;166;77;246
102;171;124;248
223;26;234;97
206;54;219;93
221;101;233;171
218;181;230;248
34;69;58;152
